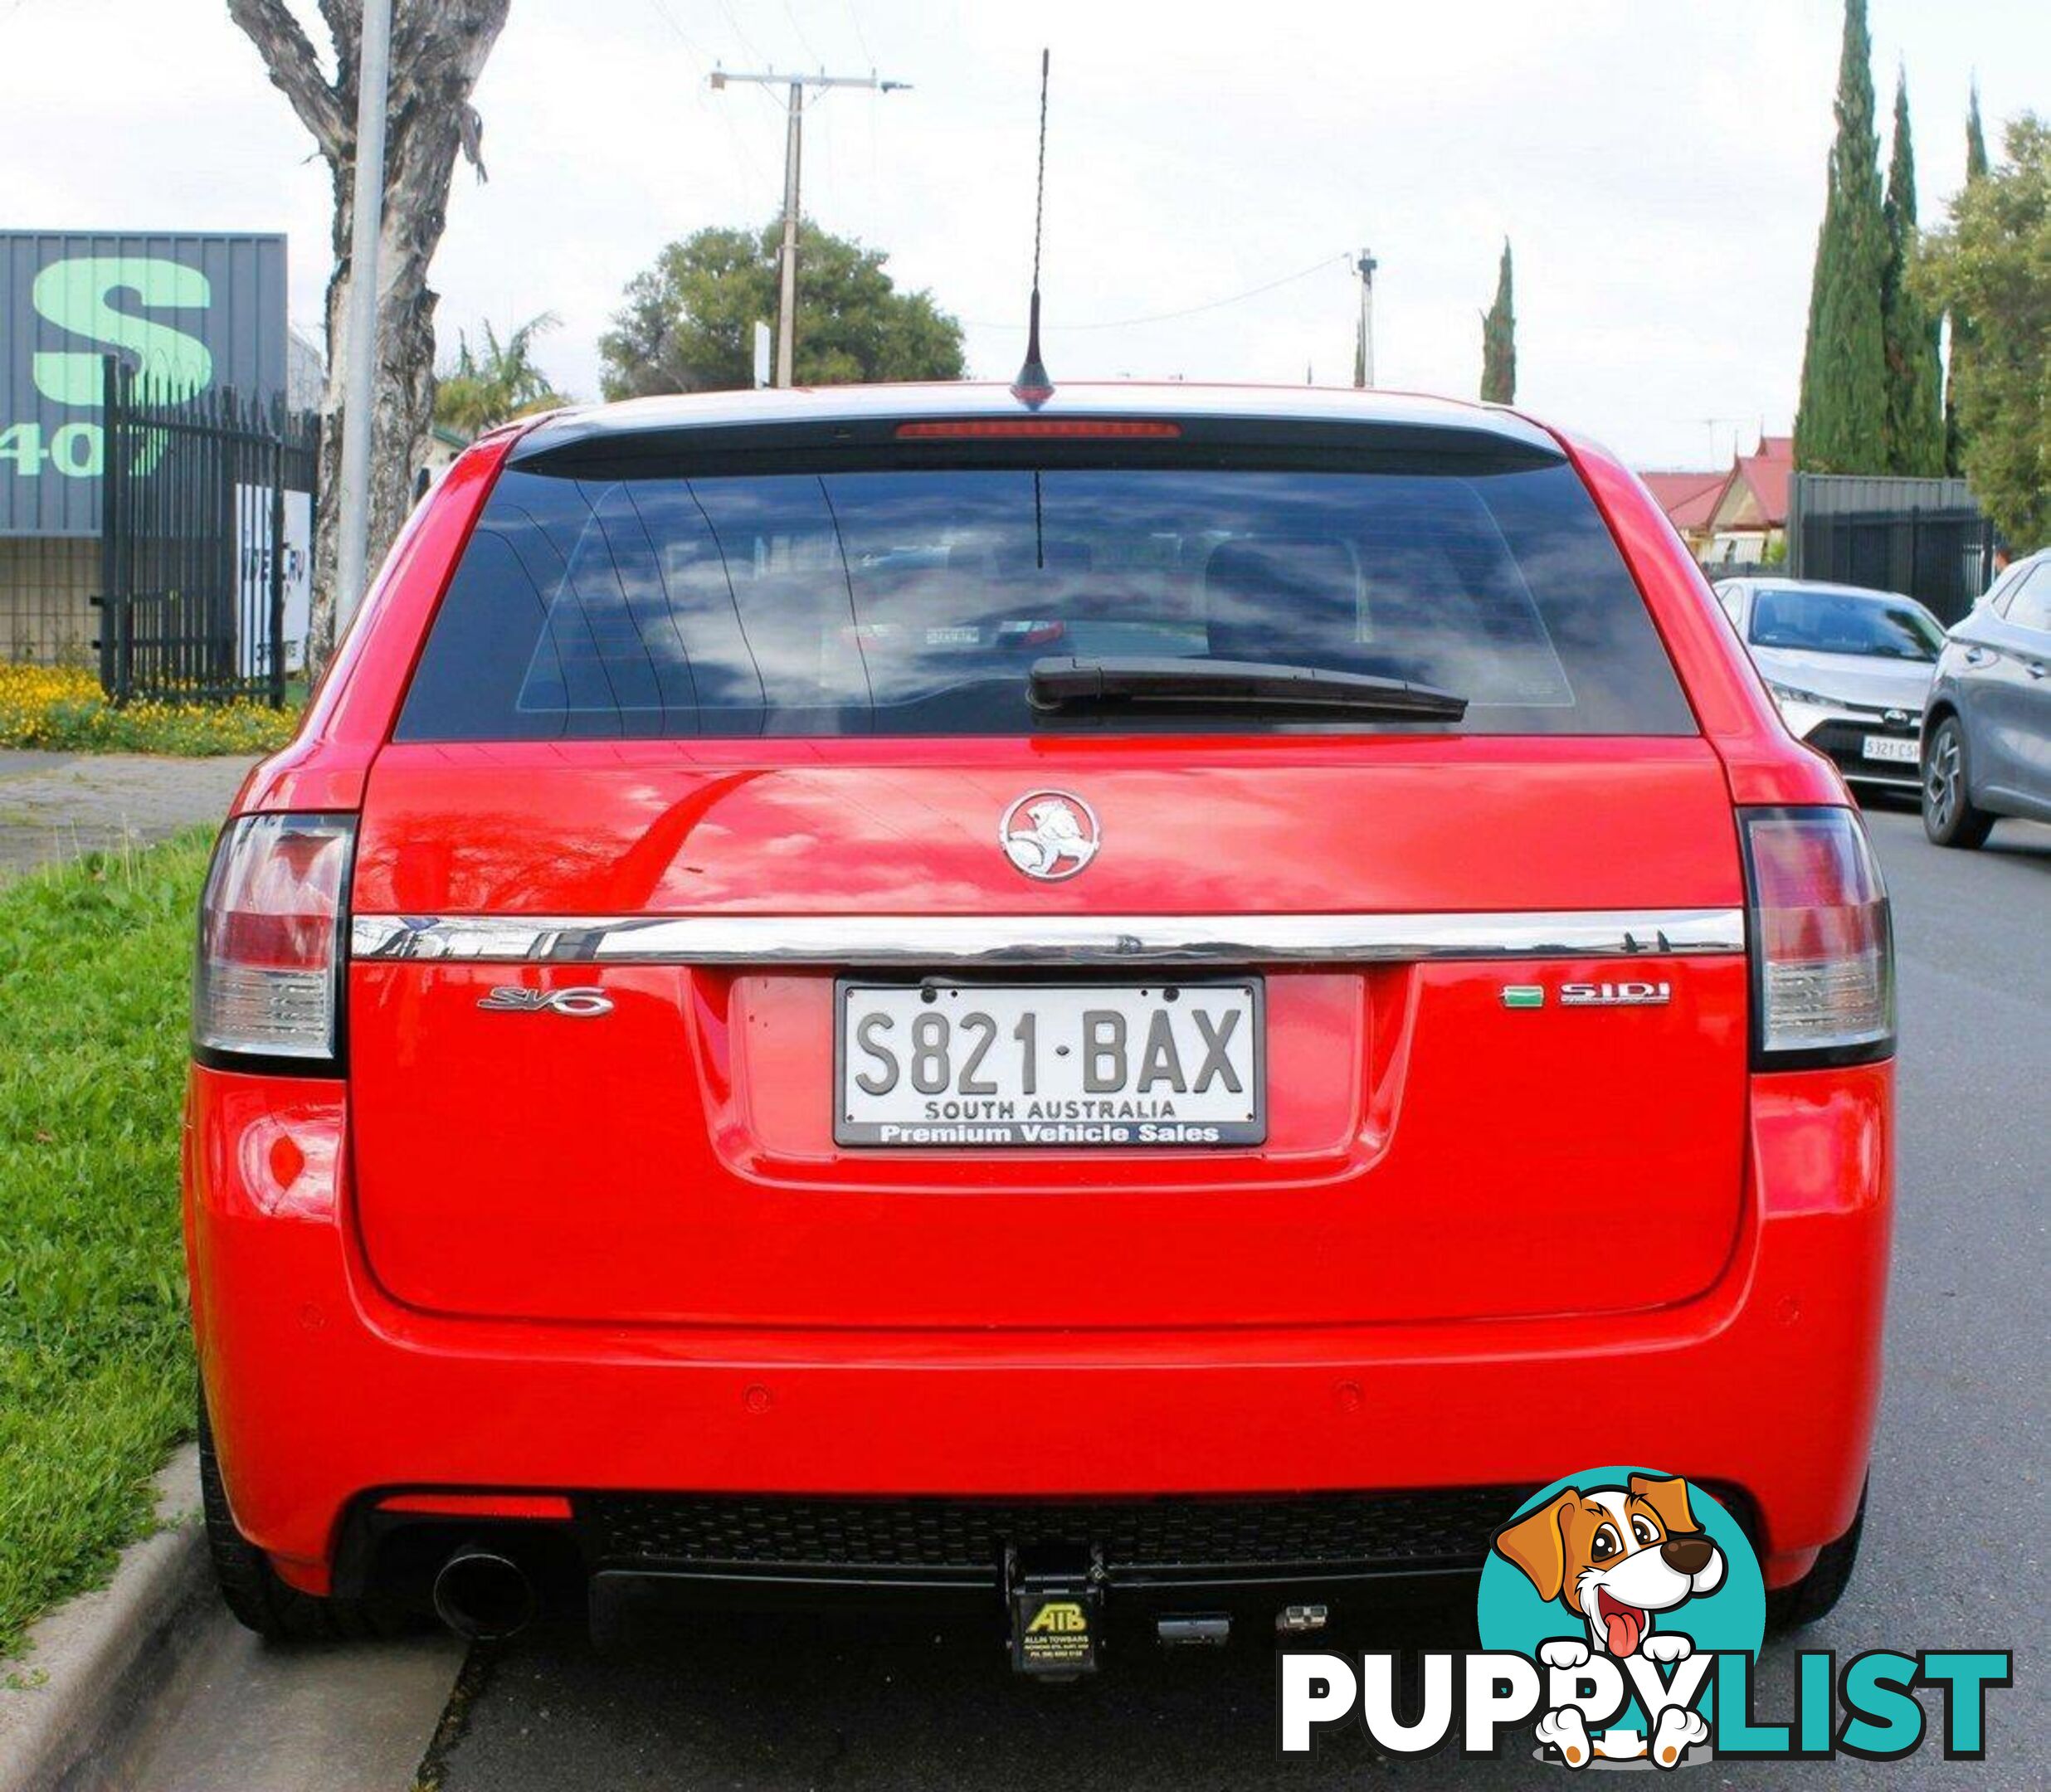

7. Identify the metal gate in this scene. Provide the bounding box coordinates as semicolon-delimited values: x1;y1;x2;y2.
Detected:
95;358;318;705
1786;474;2003;627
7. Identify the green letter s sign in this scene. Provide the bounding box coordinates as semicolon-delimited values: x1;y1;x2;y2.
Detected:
30;257;214;406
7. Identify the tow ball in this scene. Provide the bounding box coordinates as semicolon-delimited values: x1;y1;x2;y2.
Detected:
1006;1544;1104;1678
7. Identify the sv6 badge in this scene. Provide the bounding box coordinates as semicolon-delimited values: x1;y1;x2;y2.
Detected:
477;986;614;1017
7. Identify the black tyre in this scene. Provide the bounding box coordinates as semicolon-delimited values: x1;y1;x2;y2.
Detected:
198;1399;407;1641
1766;1487;1865;1634
1922;716;1995;849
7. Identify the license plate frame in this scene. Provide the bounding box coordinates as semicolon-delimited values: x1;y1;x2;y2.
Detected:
1861;734;1920;764
833;976;1266;1148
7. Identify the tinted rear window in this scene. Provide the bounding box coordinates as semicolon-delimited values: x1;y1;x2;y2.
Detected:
398;452;1694;739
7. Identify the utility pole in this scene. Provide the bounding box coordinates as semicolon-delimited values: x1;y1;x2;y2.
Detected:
775;80;801;386
709;67;909;387
334;0;392;631
1353;247;1378;389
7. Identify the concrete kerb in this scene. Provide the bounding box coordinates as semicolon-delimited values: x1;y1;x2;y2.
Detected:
0;1447;212;1792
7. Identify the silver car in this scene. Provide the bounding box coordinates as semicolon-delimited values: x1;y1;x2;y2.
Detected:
1922;548;2051;848
1714;578;1944;794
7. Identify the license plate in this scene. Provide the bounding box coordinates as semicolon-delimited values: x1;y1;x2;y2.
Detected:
836;981;1264;1147
1862;735;1919;764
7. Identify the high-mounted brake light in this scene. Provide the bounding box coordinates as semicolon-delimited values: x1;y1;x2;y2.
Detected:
194;813;355;1066
894;419;1181;439
1740;807;1893;1066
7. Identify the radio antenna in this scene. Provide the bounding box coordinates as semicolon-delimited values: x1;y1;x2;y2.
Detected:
1012;49;1054;405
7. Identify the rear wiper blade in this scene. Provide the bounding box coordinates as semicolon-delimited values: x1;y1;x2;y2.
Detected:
1027;655;1469;721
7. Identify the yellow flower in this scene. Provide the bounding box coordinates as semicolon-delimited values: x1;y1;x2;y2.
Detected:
0;661;300;755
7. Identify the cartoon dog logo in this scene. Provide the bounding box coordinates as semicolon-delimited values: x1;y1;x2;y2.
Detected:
1493;1473;1725;1767
1000;790;1100;882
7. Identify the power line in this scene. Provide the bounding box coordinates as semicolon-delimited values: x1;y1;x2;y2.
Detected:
782;0;821;65
843;0;874;66
645;0;709;62
714;0;765;63
966;251;1352;334
646;2;769;188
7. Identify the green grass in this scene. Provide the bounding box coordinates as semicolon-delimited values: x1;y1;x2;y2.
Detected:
0;831;208;1655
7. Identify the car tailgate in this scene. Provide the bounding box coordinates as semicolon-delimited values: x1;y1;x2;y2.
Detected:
345;737;1748;1330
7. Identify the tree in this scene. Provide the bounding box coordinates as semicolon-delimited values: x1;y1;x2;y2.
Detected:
1479;240;1516;404
1881;71;1946;475
436;312;566;437
1794;0;1889;473
1946;81;1992;475
227;0;510;669
599;220;964;398
1966;83;1990;182
1915;115;2051;550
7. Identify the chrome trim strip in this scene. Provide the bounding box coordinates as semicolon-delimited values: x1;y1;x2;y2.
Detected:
351;908;1745;966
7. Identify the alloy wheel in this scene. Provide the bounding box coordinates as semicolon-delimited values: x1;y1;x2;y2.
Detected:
1926;728;1961;830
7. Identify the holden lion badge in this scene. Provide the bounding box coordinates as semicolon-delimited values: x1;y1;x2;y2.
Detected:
1000;791;1101;882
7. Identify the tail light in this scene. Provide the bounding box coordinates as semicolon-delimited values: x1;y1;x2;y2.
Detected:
997;619;1067;647
193;814;355;1068
1739;807;1893;1066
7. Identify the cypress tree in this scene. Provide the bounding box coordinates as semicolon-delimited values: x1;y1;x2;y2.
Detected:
1946;82;1990;474
1881;71;1946;475
1794;0;1889;473
1479;240;1516;404
1966;82;1990;181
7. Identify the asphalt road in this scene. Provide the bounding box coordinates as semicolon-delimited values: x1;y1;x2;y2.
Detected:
0;750;251;880
120;807;2051;1790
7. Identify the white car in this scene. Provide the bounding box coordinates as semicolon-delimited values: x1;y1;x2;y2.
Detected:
1714;578;1945;793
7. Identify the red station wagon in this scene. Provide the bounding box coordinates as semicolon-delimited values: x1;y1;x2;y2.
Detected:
184;383;1891;1664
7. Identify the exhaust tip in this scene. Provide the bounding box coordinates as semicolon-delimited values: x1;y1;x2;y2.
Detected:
432;1546;536;1643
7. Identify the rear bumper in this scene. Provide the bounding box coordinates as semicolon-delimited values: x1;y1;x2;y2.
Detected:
351;1483;1544;1617
185;1060;1890;1597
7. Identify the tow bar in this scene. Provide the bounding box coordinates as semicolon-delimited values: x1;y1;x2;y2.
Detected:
1006;1544;1103;1677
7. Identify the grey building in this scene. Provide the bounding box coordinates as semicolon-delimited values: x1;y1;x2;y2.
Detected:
0;231;288;662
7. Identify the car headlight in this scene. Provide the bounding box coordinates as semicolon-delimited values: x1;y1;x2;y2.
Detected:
1766;680;1834;708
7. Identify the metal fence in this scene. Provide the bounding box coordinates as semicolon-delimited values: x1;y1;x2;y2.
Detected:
1698;560;1773;584
0;536;100;662
95;359;318;705
1786;473;2002;627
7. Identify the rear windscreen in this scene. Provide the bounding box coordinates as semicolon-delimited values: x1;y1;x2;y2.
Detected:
397;455;1695;739
1747;587;1944;661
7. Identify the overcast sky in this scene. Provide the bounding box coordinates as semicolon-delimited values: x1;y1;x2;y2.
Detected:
5;0;2045;467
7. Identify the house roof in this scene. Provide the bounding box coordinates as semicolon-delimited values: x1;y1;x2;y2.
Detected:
1639;469;1727;532
1644;436;1796;538
1716;435;1795;529
1735;435;1795;523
